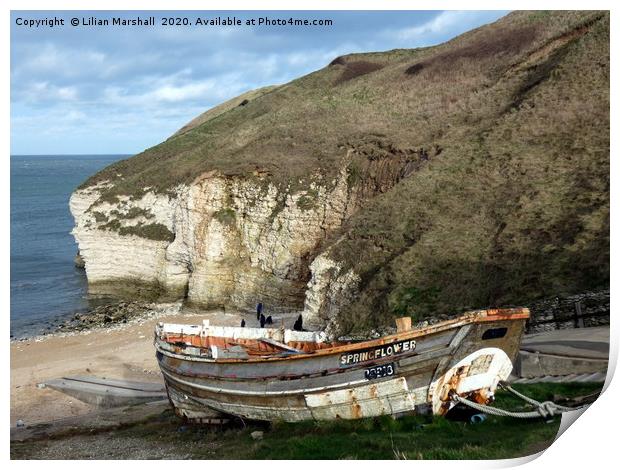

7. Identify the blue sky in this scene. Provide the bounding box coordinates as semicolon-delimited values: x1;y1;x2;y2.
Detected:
10;10;508;155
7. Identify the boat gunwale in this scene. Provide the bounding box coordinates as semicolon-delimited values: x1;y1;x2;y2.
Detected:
155;308;529;364
157;342;452;382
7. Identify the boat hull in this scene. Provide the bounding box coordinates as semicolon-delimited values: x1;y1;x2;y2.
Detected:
155;311;527;422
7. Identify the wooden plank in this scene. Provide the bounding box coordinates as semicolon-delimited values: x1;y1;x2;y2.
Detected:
395;317;412;333
575;301;585;328
259;337;304;354
304;377;415;420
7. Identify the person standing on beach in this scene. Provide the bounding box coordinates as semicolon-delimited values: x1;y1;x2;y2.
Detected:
256;302;263;320
293;314;303;331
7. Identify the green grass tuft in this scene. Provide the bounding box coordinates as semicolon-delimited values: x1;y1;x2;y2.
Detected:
213;208;236;226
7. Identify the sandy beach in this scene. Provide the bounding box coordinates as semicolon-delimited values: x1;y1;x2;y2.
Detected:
9;306;267;426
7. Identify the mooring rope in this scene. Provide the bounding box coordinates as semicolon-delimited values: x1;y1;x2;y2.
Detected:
499;382;577;413
452;382;586;419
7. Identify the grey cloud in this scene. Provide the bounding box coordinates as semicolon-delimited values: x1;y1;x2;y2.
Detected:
11;10;507;154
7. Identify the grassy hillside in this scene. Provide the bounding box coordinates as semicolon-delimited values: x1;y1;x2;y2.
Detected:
326;11;609;333
171;85;280;138
81;11;609;333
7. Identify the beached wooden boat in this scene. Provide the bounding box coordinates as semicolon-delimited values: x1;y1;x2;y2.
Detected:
154;308;529;422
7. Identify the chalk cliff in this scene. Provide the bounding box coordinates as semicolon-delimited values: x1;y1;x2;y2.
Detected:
71;163;365;320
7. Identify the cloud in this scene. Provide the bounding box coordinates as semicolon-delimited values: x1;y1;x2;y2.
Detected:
17;81;79;103
56;86;78;100
10;10;509;154
387;10;508;47
150;80;226;102
13;42;107;79
101;70;250;110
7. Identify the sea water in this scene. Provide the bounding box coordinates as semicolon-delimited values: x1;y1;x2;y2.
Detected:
10;154;126;338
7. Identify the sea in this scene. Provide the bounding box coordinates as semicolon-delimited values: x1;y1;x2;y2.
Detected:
10;154;127;338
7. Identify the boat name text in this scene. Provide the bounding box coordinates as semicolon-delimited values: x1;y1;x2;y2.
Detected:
340;339;416;367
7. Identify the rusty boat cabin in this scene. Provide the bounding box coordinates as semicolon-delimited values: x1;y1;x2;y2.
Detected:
154;308;529;422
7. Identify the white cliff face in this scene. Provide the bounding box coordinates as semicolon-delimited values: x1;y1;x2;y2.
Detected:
70;167;361;320
302;252;360;332
70;183;180;297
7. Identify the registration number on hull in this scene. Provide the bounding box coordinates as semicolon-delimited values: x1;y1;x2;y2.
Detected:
364;363;396;380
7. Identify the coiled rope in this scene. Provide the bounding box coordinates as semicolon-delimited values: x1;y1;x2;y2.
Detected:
452;382;586;419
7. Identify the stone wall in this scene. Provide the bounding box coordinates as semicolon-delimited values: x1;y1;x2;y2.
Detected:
526;289;610;334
